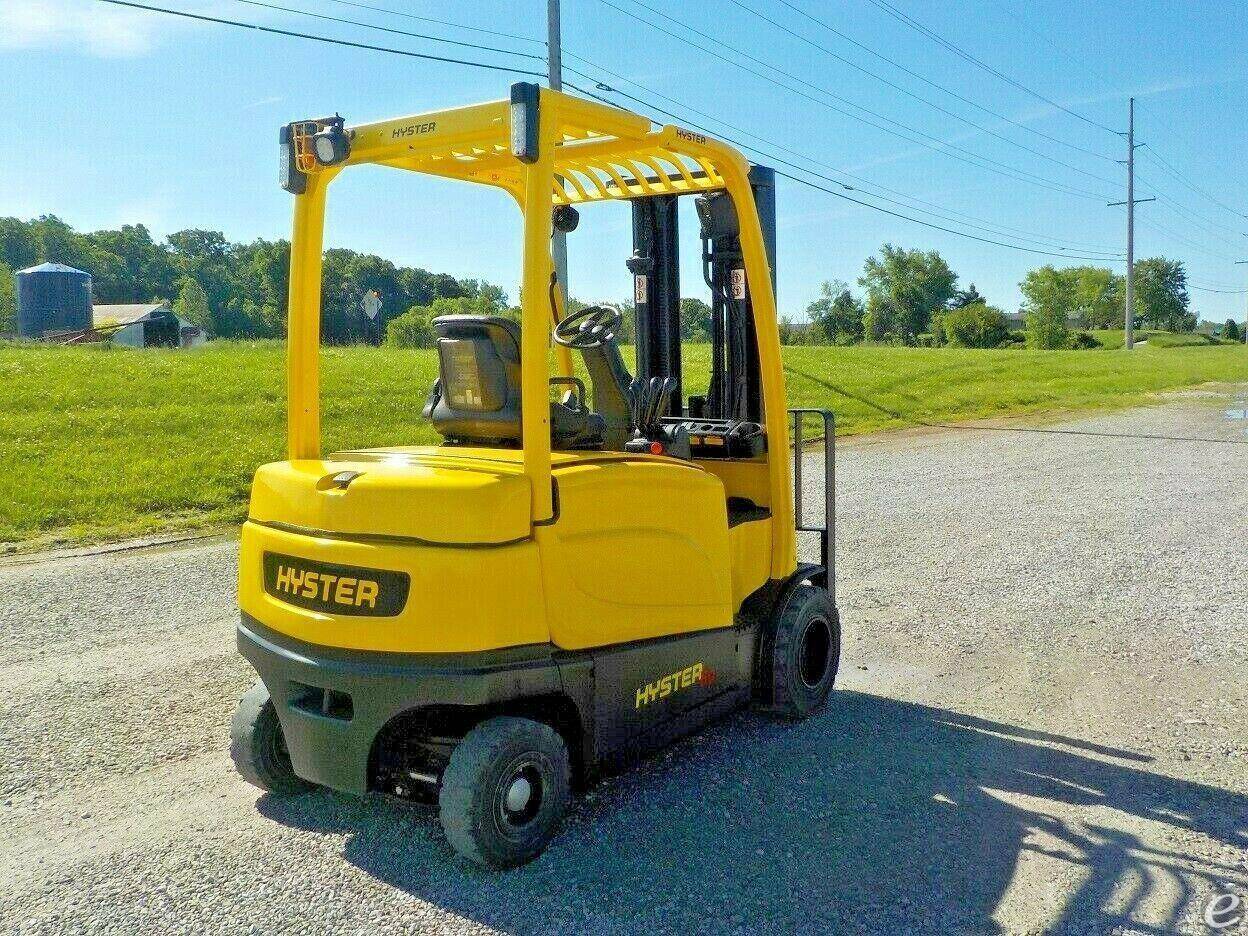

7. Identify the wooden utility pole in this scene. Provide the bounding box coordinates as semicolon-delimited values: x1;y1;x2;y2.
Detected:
1237;260;1248;344
548;0;568;303
1108;98;1154;349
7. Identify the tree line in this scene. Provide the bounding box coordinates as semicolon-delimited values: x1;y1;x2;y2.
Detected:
790;244;1201;349
0;218;1216;352
0;216;499;343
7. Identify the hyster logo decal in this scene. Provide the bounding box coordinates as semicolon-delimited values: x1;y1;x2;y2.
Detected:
262;552;409;617
273;564;380;609
635;662;717;709
391;121;437;139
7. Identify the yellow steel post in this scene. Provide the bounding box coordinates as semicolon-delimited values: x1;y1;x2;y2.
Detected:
519;94;557;522
286;171;332;460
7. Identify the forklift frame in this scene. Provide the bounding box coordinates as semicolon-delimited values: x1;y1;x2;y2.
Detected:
281;84;801;580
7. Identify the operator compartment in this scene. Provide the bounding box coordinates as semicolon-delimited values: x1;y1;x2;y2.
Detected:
240;448;547;654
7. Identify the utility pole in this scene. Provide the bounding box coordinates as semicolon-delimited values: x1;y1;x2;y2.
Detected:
1108;97;1154;350
1237;260;1248;344
547;0;568;305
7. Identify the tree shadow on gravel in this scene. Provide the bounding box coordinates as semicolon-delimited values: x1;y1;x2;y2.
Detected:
258;692;1248;935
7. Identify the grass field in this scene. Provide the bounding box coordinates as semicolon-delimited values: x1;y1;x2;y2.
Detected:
1;339;1244;547
1088;329;1234;349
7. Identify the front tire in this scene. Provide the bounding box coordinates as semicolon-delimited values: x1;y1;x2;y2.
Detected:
438;716;571;870
767;585;841;719
230;681;312;794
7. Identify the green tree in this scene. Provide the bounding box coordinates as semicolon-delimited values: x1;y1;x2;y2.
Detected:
88;224;177;302
950;282;985;309
942;301;1008;348
1066;266;1124;329
0;217;39;271
239;238;290;338
805;280;864;345
0;259;15;334
385;294;509;349
679;297;713;342
1133;257;1192;331
777;317;803;345
385;306;437;349
1020;266;1075;349
1224;319;1242;342
859;245;957;343
0;216;490;343
172;276;211;330
167;229;245;336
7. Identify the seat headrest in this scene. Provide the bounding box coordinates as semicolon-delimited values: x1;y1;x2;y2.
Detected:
432;315;520;362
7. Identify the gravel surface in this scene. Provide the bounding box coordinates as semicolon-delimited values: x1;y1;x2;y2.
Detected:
1;389;1245;935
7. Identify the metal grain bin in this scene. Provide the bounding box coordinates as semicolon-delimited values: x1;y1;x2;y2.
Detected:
16;262;93;338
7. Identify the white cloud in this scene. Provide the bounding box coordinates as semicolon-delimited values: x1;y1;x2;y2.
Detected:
242;95;283;111
0;0;253;58
0;0;170;57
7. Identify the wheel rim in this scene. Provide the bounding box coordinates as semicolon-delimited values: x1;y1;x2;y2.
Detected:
494;755;545;836
798;615;832;689
267;715;292;767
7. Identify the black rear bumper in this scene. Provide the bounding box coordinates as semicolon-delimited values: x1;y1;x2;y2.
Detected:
236;614;564;794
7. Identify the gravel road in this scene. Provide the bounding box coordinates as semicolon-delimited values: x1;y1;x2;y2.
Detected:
2;389;1246;935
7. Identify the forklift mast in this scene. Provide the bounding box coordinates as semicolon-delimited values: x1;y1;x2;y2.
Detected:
628;165;777;423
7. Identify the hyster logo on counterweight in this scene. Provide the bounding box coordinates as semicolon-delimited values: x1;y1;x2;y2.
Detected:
262;552;409;617
635;662;717;709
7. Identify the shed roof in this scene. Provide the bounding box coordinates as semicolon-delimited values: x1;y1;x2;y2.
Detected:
92;303;173;326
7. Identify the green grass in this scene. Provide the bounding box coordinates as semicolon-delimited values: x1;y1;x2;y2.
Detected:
1;339;1244;548
1089;329;1231;349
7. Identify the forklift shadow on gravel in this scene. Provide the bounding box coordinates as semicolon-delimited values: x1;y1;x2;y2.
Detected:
256;692;1248;934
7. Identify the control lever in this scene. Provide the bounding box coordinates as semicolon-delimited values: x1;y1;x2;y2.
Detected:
625;377;690;458
627;377;644;431
643;377;664;432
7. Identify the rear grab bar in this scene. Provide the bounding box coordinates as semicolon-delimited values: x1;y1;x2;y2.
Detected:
789;408;835;601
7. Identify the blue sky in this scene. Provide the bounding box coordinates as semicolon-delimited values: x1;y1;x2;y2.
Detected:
2;0;1246;321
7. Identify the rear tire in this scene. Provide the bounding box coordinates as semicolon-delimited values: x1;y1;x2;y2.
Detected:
438;716;571;870
767;585;840;719
230;681;312;794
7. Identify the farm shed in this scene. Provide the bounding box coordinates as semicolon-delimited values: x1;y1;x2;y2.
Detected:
92;303;207;348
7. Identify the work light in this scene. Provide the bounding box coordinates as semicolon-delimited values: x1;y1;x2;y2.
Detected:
278;124;306;195
311;117;351;167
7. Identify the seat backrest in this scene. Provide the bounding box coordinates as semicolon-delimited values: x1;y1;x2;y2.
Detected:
426;315;523;444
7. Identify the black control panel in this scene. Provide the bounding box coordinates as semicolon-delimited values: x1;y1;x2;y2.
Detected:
659;417;766;458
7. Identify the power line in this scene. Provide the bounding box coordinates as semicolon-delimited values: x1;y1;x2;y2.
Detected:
860;0;1121;135
724;0;1119;173
230;0;545;61
102;0;1199;271
564;54;1123;257
589;0;1116;201
1187;283;1248;295
1140;144;1248;222
317;0;543;46
565;75;1126;261
93;0;547;76
1139;219;1241;263
1143;185;1248;242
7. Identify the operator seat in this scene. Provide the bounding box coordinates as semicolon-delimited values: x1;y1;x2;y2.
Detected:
423;315;605;449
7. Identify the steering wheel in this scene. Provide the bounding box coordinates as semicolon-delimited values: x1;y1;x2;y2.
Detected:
553;305;623;349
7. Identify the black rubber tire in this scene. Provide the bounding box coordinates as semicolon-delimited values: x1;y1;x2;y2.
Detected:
230;681;313;794
438;716;571;870
768;584;841;719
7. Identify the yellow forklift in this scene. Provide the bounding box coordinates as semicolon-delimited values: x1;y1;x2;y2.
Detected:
231;84;839;869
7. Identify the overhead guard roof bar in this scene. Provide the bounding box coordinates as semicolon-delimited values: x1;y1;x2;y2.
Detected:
330;91;726;205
